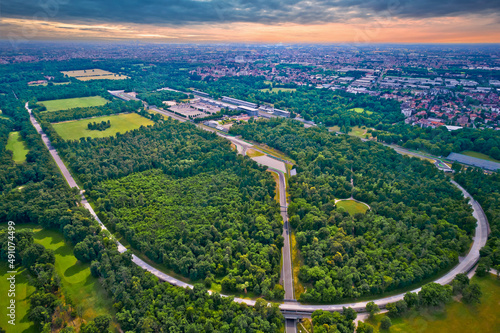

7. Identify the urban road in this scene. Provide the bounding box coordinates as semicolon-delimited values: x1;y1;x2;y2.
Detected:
27;102;488;332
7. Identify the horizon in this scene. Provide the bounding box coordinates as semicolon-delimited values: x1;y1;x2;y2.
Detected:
1;0;500;44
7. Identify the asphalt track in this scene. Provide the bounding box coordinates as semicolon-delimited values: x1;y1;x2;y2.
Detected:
27;102;490;326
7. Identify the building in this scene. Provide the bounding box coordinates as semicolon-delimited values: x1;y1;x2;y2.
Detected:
237;105;259;117
273;108;291;118
193;90;210;98
222;96;258;109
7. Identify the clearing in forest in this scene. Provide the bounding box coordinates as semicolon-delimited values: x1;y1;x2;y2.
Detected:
6;131;29;163
52;113;154;140
61;69;129;81
335;199;370;215
38;96;109;112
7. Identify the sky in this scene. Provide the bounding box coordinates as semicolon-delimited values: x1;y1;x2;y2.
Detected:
1;0;500;43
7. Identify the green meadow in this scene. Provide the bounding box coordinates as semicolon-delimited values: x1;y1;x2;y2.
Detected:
366;274;500;333
336;199;369;215
38;96;109;112
6;131;29;163
52;113;154;140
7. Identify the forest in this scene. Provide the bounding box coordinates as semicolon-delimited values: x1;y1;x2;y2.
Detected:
0;88;286;331
373;123;500;159
38;114;285;298
454;167;500;276
230;118;475;302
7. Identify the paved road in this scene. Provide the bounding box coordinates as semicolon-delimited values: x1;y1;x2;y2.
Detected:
27;102;490;318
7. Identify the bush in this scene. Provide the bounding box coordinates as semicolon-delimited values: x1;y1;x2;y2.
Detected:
380;316;392;330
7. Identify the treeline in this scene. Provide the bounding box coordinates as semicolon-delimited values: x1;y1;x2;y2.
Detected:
137;90;190;106
373;123;500;159
455;168;500;275
33;99;142;123
231;118;475;302
88;120;111;131
41;117;284;297
0;91;286;331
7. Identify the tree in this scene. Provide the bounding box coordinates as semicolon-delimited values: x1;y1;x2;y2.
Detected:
356;322;374;333
451;273;469;295
418;283;451;307
462;283;482;305
380;316;392;330
28;306;51;326
365;301;379;318
476;263;488;277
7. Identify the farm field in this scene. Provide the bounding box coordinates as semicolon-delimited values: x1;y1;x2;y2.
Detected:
365;274;500;333
52;113;154;140
38;96;109;112
336;199;369;215
61;69;129;81
6;131;29;163
461;150;500;163
0;263;37;332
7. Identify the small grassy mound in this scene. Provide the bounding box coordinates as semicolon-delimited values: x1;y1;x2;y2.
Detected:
6;131;29;163
336;199;369;215
52;113;154;140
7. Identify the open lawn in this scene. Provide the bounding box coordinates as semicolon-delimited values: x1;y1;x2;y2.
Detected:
39;96;109;112
61;69;129;81
336;199;369;215
30;227;116;326
259;87;297;93
269;170;280;204
291;232;307;299
0;263;37;332
461;150;500;163
365;274;500;333
52;113;154;140
330;125;370;139
350;107;373;115
6;131;29;163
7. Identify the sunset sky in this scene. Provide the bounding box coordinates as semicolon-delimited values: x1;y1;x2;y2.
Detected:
1;0;500;43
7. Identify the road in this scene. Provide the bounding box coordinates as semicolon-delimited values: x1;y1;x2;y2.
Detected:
27;102;490;323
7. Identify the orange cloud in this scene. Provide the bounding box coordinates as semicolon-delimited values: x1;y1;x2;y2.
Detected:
1;15;499;43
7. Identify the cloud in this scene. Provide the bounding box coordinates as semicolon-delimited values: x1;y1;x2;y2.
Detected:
1;0;499;26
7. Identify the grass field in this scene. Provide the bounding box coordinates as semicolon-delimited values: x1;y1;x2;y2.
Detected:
330;125;370;138
61;69;129;81
461;150;500;163
6;131;29;163
269;170;280;204
365;274;500;333
259;87;297;93
350;107;373;115
39;96;109;112
52;113;155;140
0;263;37;332
30;227;116;327
336;199;369;215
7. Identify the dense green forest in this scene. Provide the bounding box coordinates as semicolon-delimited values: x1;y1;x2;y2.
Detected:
39;115;284;297
455;168;500;275
374;123;500;159
0;90;286;331
230;118;475;302
96;169;284;298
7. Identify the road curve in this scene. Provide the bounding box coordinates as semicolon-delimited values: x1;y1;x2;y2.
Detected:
27;102;489;316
